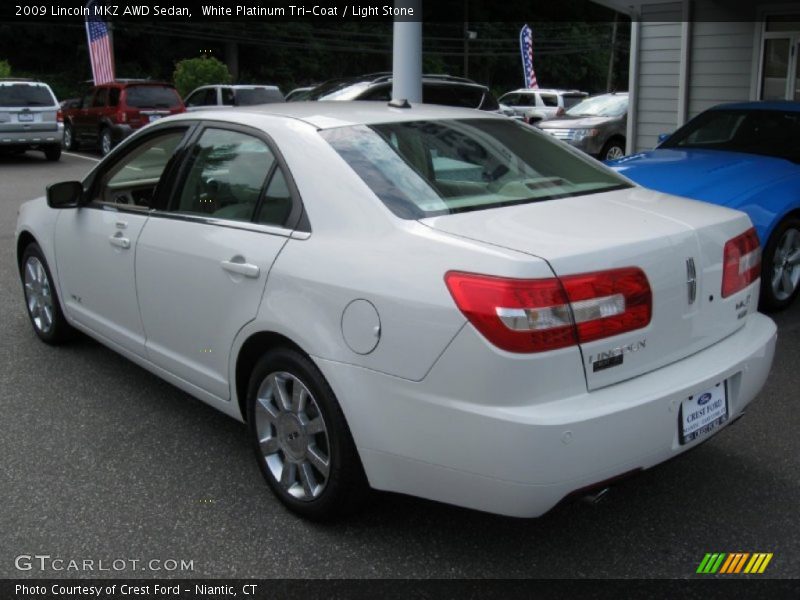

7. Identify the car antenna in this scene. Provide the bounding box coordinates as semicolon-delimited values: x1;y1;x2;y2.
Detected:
388;98;411;108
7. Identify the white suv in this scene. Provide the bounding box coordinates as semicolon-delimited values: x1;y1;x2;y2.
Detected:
185;85;284;111
499;88;587;123
0;79;62;161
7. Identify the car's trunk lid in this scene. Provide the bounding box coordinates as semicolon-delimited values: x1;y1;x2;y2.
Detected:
421;186;757;390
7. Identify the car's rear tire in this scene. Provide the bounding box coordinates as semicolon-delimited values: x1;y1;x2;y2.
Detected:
99;128;113;156
246;347;369;521
601;138;626;161
20;243;73;344
44;145;61;162
760;217;800;311
63;123;78;151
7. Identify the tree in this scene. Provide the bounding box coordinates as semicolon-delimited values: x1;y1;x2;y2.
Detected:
172;56;231;97
0;59;10;78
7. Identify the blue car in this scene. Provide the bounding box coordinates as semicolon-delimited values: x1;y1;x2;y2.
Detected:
607;101;800;310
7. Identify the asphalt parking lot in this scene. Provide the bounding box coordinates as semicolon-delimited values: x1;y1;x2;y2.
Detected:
1;150;799;579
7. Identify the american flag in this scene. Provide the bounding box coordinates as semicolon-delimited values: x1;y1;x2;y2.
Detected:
85;1;115;85
519;24;539;89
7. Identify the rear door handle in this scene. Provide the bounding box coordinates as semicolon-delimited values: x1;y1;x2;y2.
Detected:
220;260;260;278
109;233;130;249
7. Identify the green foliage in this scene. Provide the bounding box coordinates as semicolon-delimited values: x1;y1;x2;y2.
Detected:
172;56;231;97
0;59;10;78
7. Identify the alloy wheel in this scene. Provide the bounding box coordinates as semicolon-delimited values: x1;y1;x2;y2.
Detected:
101;131;112;155
606;145;624;160
771;226;800;302
254;372;330;501
23;256;55;334
63;126;72;149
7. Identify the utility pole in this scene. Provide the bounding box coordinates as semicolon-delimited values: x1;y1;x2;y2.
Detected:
606;14;618;92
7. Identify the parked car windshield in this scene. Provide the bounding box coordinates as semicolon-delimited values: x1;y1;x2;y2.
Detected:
125;86;181;108
0;83;56;107
660;108;800;162
235;87;284;105
567;95;627;118
322;118;630;219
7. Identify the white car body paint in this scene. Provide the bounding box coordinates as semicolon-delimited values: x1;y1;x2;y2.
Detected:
15;102;777;517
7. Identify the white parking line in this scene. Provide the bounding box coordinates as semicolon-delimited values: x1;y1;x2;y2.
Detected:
63;152;100;162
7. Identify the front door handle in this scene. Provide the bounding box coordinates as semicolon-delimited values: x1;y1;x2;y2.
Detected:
109;233;130;249
220;259;260;278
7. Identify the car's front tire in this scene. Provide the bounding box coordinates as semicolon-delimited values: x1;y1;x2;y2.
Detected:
20;243;73;344
63;123;78;151
602;138;626;161
247;348;369;520
760;216;800;311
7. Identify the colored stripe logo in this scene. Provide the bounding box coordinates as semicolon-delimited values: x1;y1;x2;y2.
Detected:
697;553;773;574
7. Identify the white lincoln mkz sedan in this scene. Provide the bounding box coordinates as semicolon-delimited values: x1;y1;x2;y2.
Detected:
16;102;777;519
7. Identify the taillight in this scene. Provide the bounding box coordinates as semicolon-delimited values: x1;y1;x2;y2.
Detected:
445;267;652;353
556;107;565;117
56;110;63;123
721;227;761;298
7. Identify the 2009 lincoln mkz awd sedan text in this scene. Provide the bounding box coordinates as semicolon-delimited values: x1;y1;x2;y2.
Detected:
15;102;777;520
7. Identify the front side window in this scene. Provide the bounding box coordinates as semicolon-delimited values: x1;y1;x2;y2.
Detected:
661;109;800;162
173;128;276;223
96;130;186;208
322;118;630;219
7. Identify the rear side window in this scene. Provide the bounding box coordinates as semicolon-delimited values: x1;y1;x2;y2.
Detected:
540;94;558;107
423;84;485;109
562;94;584;109
108;88;120;107
0;84;56;108
124;86;181;108
173;128;276;223
235;88;284;105
92;88;108;108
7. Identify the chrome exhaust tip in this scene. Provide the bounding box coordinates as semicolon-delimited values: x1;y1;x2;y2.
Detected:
581;487;611;506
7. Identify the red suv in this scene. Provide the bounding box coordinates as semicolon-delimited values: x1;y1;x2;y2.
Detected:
63;80;185;155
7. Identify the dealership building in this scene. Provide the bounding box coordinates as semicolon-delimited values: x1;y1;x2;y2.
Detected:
593;0;800;153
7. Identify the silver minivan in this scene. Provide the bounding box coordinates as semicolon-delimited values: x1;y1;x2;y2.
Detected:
0;79;62;161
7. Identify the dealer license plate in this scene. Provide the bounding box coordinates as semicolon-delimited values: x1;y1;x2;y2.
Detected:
17;112;34;122
147;115;161;123
679;382;728;445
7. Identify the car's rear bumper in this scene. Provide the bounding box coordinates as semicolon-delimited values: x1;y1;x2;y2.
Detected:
0;123;62;146
316;312;777;517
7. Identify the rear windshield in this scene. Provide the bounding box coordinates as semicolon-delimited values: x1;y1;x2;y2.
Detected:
235;87;284;105
661;108;800;162
567;95;628;117
322;118;630;219
0;84;56;108
124;86;181;108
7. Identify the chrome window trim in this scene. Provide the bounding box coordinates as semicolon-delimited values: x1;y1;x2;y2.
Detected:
147;209;309;239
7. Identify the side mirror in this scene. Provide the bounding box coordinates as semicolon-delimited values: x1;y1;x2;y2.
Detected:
46;181;84;209
657;132;672;144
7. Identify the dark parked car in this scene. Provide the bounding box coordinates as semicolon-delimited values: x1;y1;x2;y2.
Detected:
63;80;185;155
538;92;628;160
607;101;800;310
305;73;500;111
